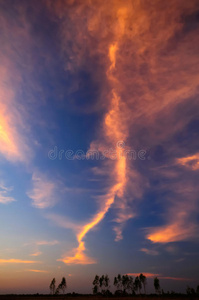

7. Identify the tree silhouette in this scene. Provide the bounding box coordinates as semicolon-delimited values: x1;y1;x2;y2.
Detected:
122;275;130;294
93;274;110;295
154;277;160;294
55;286;60;295
139;273;147;294
92;275;100;294
54;277;67;295
60;277;67;294
114;274;123;294
104;274;111;295
126;275;134;294
134;276;142;294
49;278;56;295
114;276;118;290
196;285;199;295
186;286;195;295
99;274;105;294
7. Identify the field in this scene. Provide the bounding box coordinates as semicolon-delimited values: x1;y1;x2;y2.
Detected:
0;296;199;300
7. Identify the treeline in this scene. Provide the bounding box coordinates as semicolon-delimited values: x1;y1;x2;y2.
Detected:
48;274;199;296
186;285;199;296
92;274;199;296
92;273;150;296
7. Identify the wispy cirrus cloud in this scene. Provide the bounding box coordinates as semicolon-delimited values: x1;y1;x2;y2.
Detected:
27;172;58;209
0;259;39;264
140;248;159;256
0;74;30;163
0;18;32;163
36;240;59;246
177;153;199;170
0;183;15;204
27;269;49;273
58;193;116;264
24;240;59;248
146;171;199;243
46;0;199;263
45;213;81;231
59;246;97;265
52;2;140;264
147;222;198;244
29;251;42;257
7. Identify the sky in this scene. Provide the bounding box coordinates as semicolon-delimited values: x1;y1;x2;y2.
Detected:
0;0;199;295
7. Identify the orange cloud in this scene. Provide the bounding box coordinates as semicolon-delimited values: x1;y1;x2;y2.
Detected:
59;242;97;265
146;197;198;244
177;153;199;170
0;63;30;163
60;185;118;264
29;252;42;257
60;16;132;261
0;259;38;264
146;179;199;243
147;222;197;244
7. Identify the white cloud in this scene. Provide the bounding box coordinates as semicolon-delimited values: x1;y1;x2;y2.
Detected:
27;172;57;209
0;183;16;204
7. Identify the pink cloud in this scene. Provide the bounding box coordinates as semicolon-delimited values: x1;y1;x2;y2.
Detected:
127;273;193;281
140;248;159;256
27;269;49;273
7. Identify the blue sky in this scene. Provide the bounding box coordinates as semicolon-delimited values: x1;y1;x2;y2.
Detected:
0;0;199;294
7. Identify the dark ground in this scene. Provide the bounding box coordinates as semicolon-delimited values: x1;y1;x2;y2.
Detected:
0;295;199;300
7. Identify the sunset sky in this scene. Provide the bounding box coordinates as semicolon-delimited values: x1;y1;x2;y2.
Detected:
0;0;199;294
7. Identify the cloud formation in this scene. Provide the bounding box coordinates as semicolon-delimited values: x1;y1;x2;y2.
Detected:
46;0;199;263
140;248;159;256
177;153;199;170
0;12;31;164
1;0;199;274
146;168;199;243
45;213;81;231
27;269;48;273
0;259;38;264
27;173;58;209
36;240;59;246
0;183;15;204
29;252;42;257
